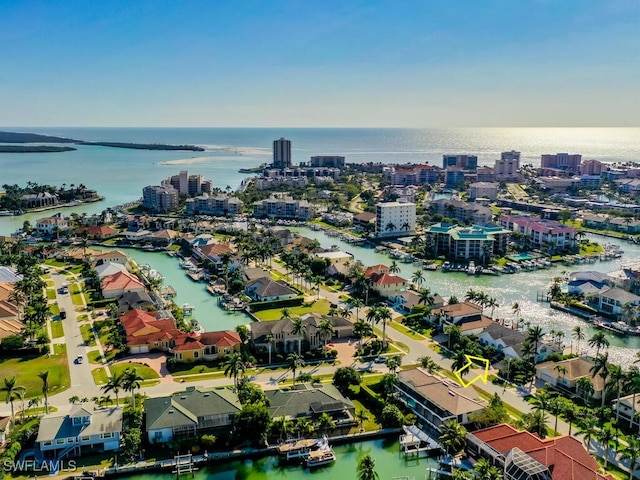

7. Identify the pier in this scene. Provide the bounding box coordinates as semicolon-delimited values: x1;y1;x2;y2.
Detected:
399;425;441;458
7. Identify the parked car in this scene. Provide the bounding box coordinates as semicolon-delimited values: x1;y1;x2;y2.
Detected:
76;355;83;364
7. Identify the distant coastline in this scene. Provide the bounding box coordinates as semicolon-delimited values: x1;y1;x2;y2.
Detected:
0;145;77;153
0;130;204;152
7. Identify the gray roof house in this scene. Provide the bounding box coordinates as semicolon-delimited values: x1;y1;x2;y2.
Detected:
250;313;353;355
117;291;155;315
265;383;355;426
589;286;640;319
36;403;123;459
245;277;298;302
144;386;241;443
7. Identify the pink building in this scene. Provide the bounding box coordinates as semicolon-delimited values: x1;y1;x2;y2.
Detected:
499;215;577;253
580;159;605;176
541;153;582;173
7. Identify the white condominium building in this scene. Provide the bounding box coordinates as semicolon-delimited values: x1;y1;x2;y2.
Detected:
375;201;416;238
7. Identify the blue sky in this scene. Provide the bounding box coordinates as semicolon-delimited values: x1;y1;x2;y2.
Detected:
1;0;639;127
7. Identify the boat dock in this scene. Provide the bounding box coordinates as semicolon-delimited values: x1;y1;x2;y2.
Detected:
399;425;441;457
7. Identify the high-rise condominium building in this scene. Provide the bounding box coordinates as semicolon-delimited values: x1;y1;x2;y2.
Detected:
375;201;416;238
541;153;582;172
273;138;292;169
442;154;478;170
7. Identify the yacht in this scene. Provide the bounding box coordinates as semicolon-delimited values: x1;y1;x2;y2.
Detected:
305;436;336;468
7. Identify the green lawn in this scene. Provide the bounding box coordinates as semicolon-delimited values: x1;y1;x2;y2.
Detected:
71;292;85;306
388;321;427;340
110;362;160;379
92;367;109;385
78;314;89;322
50;320;64;339
44;259;67;267
0;346;69;398
46;289;56;300
253;298;330;321
80;324;96;346
49;303;60;317
88;350;105;364
173;372;227;383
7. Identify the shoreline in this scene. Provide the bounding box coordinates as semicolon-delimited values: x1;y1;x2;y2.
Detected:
6;197;104;216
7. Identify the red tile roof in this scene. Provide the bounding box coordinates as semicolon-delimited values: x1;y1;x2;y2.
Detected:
200;243;234;257
77;226;118;237
472;424;614;480
102;271;145;293
370;272;407;286
364;265;389;278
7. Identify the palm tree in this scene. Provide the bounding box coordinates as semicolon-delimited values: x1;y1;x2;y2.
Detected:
122;368;144;409
485;297;499;319
265;333;275;365
473;458;502;480
590;353;610;408
626;366;640;429
375;306;393;347
511;302;521;316
102;372;124;405
620;434;640;480
280;307;291;320
287;353;305;385
318;319;334;346
588;331;610;357
357;454;380;480
350;298;364;320
38;370;50;414
291;317;307;355
572;325;585;355
1;377;26;421
411;270;424;288
452;350;470;378
526;326;545;364
353;320;373;348
315;412;336;437
418;288;434;306
597;424;616;469
576;376;594;404
607;364;626;424
356;409;369;431
577;413;598;451
389;260;400;274
223;352;246;388
444;324;462;350
385;222;396;233
439;419;468;456
418;356;441;374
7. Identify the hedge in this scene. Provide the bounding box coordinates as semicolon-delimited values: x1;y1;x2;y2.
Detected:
89;298;118;308
357;384;386;414
248;296;305;312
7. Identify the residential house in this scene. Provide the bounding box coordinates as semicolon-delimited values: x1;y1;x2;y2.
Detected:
0;267;22;284
567;271;611;295
117;291;155;315
0;416;10;445
613;394;640;430
424;223;510;261
535;357;605;401
145;387;241;443
353;211;376;229
499;215;577;253
265;383;356;426
364;268;408;298
94;262;128;279
478;323;528;360
245;277;298;302
35;214;68;236
120;309;181;354
101;271;146;299
315;251;354;276
94;250;129;267
170;330;241;362
588;286;640;320
193;242;237;270
75;226;118;240
36;403;123;459
146;229;180;247
0;282;22;341
430;199;493;225
466;424;614;480
249;314;353;355
395;368;486;430
429;302;493;336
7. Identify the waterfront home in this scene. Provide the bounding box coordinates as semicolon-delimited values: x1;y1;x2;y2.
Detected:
369;271;409;298
566;271;612;295
36;403;123;459
36;213;68;237
145;387;241;444
95;261;128;279
466;424;614;480
94;250;129;267
22;191;58;209
430;198;493;225
535;357;604;401
245;277;298;302
192;242;239;270
429;302;493;336
423;223;510;261
75;225;118;240
613;394;640;430
588;286;640;319
0;267;22;283
265;383;356;427
249;313;353;355
120;309;181;354
146;228;179;247
388;290;445;314
101;271;146;299
117;291;155;315
353;211;376;228
170;330;241;362
242;267;272;282
0;282;22;341
477;323;527;360
394;368;485;430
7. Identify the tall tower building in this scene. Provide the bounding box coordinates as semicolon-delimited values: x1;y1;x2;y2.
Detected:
273;137;292;169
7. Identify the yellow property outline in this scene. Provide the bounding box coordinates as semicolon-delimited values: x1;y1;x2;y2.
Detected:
452;354;490;387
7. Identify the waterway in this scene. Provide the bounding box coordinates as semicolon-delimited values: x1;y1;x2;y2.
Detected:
118;438;438;480
120;248;248;332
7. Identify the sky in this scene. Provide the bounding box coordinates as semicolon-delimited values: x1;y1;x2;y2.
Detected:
1;0;639;128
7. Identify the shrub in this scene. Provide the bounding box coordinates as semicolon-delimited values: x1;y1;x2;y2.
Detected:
380;405;404;428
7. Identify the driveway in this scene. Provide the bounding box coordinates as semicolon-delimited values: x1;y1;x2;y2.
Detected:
112;352;173;384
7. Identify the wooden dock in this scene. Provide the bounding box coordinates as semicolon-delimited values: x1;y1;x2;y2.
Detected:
399;425;441;458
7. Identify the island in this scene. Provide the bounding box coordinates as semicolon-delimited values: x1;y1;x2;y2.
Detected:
0;130;204;152
0;181;101;214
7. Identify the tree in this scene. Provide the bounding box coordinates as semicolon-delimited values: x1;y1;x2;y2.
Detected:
578;414;598;451
620;434;640;480
411;270;424;288
531;390;552;417
291;317;307;355
572;325;585;355
1;376;26;421
517;411;548;438
385;355;402;374
356;409;369;431
375;306;392;348
265;333;274;365
444;324;462;350
588;331;610;358
233;402;271;447
576;376;594;404
332;367;362;394
287;352;305;385
418;356;441;374
235;324;250;346
439;419;468;456
590;353;610;408
318;319;334;346
38;370;50;414
379;404;404;428
596;424;616;469
357;454;380;480
223;352;246;388
473;458;502;480
122;368;144;409
526;325;545;364
418;288;434;306
315;412;336;436
353;320;373;348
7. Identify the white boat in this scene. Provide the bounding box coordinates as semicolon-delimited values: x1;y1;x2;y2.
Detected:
467;261;476;275
182;303;195;315
305;436;335;468
0;210;12;216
